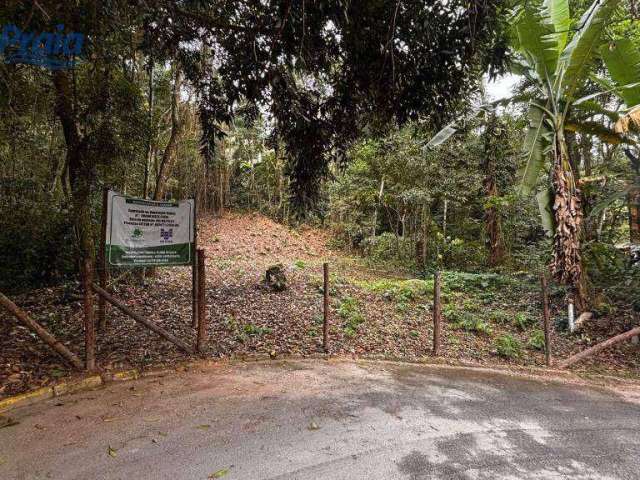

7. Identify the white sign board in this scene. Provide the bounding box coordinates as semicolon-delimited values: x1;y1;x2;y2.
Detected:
105;191;194;266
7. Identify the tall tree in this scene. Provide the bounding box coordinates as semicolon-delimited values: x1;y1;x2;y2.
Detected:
153;0;510;214
154;65;183;200
483;113;506;266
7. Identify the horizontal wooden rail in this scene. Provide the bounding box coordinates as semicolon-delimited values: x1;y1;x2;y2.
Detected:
560;324;640;369
91;283;194;355
0;291;84;370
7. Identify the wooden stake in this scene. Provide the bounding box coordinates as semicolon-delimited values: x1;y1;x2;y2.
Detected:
0;291;84;370
192;196;198;328
323;262;329;353
92;283;194;354
196;249;207;352
540;273;552;366
82;257;96;371
98;187;108;331
433;271;442;356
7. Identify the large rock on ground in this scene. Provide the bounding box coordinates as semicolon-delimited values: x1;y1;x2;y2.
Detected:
265;264;287;292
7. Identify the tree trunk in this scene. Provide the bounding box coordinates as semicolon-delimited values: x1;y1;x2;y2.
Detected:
579;134;593;177
373;177;384;237
628;185;640;246
550;131;588;309
484;179;504;267
53;71;97;362
442;199;448;238
143;60;154;198
154;66;183;201
483;114;505;267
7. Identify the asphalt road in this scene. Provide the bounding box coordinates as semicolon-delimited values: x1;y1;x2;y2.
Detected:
1;360;640;479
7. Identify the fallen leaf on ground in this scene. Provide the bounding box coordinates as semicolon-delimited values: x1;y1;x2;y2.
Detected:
0;416;19;429
308;421;320;430
107;446;117;458
209;468;229;478
196;424;211;430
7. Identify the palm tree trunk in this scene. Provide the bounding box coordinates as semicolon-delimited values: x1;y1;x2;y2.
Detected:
550;131;588;309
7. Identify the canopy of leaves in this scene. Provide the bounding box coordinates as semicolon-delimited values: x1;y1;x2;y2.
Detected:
147;0;511;212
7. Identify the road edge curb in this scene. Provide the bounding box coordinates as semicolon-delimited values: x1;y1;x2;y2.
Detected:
1;354;638;414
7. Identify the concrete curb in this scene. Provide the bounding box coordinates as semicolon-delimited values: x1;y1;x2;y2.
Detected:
1;354;638;414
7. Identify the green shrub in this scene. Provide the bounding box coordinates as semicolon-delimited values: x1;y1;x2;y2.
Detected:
243;324;273;336
337;296;359;317
496;335;522;358
528;330;545;350
0;193;76;292
441;272;513;296
396;302;409;313
293;259;306;269
461;299;481;312
450;310;492;335
361;232;415;268
478;292;497;305
513;312;535;330
338;296;365;337
489;310;511;324
358;278;429;302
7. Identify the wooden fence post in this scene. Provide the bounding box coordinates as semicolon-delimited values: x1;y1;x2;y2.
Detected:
323;262;330;353
196;249;207;352
192;197;198;328
82;257;96;371
98;187;108;331
540;273;552;366
433;271;442;356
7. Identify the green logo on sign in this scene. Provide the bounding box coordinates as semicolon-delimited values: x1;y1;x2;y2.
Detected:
131;228;144;240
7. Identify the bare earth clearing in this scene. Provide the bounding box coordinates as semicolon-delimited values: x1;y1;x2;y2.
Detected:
1;212;639;397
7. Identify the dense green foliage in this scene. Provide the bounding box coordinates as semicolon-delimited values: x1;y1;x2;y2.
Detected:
0;0;639;315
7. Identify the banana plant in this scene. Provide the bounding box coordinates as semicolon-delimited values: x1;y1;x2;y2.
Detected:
515;0;625;307
601;38;640;248
428;0;639;308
